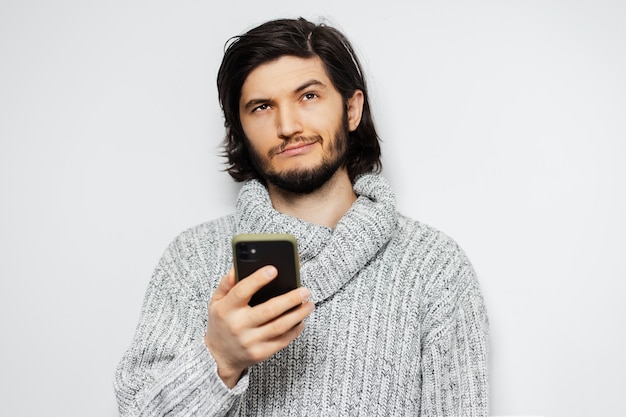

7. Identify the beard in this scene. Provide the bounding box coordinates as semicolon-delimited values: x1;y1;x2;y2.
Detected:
246;116;350;195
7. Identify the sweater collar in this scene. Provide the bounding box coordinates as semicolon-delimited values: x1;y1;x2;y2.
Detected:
234;174;398;303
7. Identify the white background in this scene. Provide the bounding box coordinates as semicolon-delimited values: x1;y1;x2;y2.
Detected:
1;1;624;416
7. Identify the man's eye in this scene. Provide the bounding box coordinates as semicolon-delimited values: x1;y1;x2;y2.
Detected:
302;92;318;101
253;103;270;112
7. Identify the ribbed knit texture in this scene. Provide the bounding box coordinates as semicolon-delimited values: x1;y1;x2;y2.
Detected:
115;174;489;416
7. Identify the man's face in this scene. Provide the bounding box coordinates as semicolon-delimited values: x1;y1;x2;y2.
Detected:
239;55;361;194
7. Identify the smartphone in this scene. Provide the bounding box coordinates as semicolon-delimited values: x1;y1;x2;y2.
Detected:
232;233;300;306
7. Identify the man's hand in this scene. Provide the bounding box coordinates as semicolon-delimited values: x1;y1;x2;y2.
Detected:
204;266;314;388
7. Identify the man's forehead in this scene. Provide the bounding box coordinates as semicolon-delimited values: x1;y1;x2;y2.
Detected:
240;56;332;98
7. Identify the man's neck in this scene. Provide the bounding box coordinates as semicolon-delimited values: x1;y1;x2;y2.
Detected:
267;169;357;229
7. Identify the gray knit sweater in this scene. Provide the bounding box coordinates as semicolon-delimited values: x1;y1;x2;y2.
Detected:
114;174;489;416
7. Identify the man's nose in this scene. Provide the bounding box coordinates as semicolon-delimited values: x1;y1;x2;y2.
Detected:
276;105;303;139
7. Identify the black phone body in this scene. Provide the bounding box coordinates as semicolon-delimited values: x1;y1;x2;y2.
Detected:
232;233;300;306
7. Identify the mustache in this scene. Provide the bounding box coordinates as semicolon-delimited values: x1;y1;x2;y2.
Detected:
268;135;323;157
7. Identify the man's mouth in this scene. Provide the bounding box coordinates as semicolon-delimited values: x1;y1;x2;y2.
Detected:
271;137;321;157
278;142;316;156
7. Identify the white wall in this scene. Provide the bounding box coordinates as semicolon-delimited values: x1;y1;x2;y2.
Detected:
1;1;624;416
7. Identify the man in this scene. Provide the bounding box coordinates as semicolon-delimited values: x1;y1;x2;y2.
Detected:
115;17;489;416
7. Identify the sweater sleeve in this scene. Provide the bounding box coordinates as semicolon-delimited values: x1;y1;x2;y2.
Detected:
114;235;248;416
419;240;489;417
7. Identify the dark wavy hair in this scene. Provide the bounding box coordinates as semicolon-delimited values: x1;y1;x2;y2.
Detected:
217;17;382;182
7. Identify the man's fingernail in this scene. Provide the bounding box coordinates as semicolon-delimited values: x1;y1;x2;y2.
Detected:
299;287;311;301
264;266;277;278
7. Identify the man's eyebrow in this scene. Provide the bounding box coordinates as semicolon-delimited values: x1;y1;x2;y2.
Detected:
242;98;269;111
295;79;326;93
242;79;328;111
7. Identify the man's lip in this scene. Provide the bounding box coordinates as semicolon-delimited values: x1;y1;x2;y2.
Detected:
278;141;317;154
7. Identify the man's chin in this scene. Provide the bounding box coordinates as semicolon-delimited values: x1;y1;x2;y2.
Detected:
264;166;339;195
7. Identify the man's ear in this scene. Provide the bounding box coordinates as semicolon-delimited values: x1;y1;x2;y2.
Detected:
346;89;364;132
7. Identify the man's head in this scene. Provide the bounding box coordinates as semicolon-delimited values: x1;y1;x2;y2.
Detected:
217;17;381;191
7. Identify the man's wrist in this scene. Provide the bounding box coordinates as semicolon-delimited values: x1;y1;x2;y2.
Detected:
217;366;245;389
204;333;245;389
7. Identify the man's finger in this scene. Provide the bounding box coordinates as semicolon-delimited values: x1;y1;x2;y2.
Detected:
211;268;236;302
228;265;278;305
255;320;307;358
247;287;312;327
259;299;313;338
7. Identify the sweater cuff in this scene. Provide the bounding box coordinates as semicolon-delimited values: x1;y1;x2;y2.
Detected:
197;338;250;397
140;338;249;415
